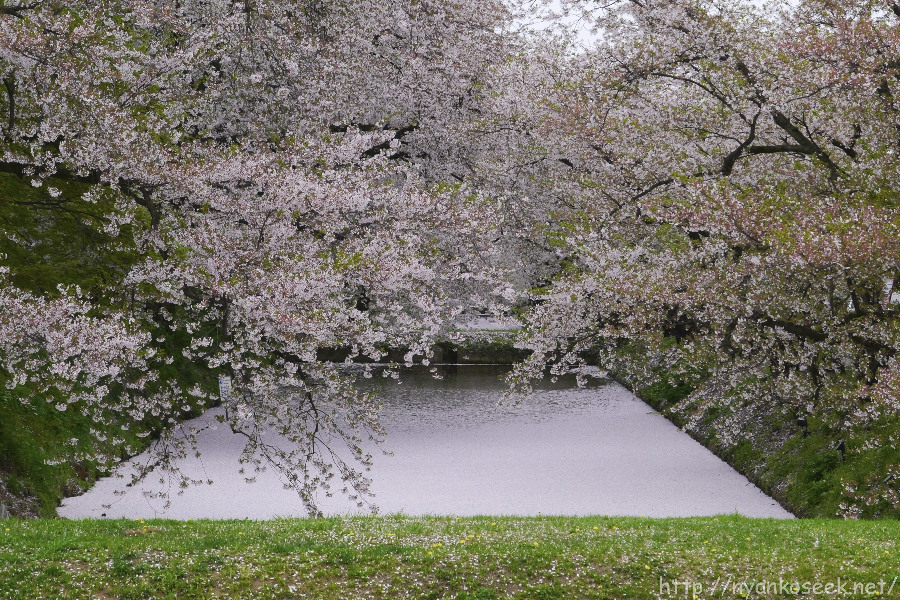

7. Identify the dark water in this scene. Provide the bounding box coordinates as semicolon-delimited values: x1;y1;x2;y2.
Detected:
58;365;792;519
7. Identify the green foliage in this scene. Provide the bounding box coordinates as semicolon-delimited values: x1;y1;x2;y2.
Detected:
0;173;140;298
0;382;142;517
638;379;694;406
767;416;900;519
0;172;215;515
0;173;134;515
614;339;900;519
798;451;841;508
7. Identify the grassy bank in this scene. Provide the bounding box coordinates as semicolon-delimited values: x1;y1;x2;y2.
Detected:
1;515;898;599
0;382;165;519
0;172;147;518
0;372;209;519
605;339;900;520
630;372;900;520
0;386;106;518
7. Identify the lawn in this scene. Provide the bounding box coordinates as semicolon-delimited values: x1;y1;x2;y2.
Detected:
1;515;897;599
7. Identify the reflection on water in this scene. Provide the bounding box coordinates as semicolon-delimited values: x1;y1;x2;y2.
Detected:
58;365;793;520
359;364;611;430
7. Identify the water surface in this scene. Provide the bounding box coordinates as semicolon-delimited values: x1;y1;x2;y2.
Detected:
58;365;792;519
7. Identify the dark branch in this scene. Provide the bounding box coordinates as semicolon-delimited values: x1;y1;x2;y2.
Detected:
735;61;755;85
850;334;896;357
631;178;675;203
750;310;828;342
721;112;760;175
0;4;39;18
361;123;418;159
0;160;103;185
2;75;14;133
746;144;813;155
830;124;861;160
770;110;841;180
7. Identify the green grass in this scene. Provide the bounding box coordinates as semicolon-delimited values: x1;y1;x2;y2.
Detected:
0;386;131;517
1;515;898;599
635;373;900;520
607;339;900;520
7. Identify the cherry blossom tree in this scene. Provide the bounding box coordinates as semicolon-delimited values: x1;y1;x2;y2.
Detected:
510;0;900;515
4;0;897;517
0;0;519;514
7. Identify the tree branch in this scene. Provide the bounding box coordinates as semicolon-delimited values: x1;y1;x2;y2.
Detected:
361;123;418;159
2;75;14;133
630;178;675;203
750;310;828;342
0;4;39;18
721;112;759;175
830;124;861;160
746;144;813;155
0;159;103;185
770;109;841;180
